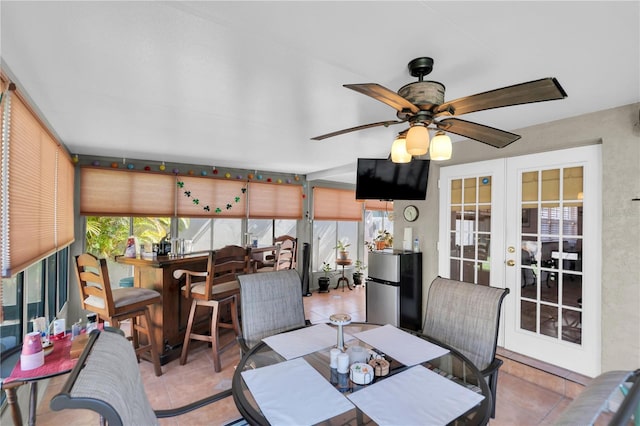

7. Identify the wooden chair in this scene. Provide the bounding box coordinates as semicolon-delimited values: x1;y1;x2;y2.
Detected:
173;246;249;372
237;269;307;353
421;276;509;418
50;330;233;426
256;238;296;272
263;235;297;269
74;253;162;376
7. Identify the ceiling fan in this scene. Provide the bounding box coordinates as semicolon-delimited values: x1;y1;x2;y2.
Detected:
311;57;567;159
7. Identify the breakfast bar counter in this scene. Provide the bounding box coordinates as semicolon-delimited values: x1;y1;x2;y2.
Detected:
116;252;210;364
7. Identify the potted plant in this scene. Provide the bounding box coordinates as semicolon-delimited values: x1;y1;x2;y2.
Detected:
375;230;392;250
352;260;367;285
318;262;332;293
334;240;351;260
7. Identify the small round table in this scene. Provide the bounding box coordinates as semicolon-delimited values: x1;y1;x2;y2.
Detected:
334;258;353;291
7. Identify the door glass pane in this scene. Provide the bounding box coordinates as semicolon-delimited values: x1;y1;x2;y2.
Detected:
449;231;461;257
562;308;582;344
540;304;558;338
563;166;583;200
450;259;461;280
520;164;584;346
541;169;560;201
522;171;538;202
478;176;491;203
450;206;460;232
451;179;462;204
541;276;558;304
463;178;477;203
520;300;536;333
478;207;491;232
448;174;491;285
462;260;475;282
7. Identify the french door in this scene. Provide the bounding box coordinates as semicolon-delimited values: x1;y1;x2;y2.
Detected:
439;145;601;376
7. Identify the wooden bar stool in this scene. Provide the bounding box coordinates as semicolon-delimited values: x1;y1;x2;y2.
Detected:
173;246;249;372
74;253;163;376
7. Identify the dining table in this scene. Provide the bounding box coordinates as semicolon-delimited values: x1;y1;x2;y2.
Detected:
232;322;491;426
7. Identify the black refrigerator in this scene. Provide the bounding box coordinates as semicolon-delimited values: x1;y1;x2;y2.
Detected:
366;250;423;331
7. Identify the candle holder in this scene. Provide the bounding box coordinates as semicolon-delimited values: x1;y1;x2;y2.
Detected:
329;313;351;351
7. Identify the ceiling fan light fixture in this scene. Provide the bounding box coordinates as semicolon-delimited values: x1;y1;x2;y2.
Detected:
430;131;452;161
406;124;429;156
391;136;412;163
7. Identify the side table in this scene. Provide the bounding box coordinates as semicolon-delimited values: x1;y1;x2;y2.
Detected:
334;259;353;291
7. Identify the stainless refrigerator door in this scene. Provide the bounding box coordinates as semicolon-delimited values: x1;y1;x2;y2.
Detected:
366;280;400;327
367;251;400;283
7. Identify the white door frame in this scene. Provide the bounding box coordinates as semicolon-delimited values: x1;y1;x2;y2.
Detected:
438;145;601;376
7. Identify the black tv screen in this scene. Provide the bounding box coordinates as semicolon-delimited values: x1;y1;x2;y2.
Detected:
356;158;430;201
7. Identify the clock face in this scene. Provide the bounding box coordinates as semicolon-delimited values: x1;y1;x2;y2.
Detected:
403;205;419;222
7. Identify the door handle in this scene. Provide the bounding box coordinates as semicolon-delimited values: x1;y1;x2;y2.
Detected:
506;259;516;266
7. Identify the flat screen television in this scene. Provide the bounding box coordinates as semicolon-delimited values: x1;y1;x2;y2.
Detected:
356;158;430;201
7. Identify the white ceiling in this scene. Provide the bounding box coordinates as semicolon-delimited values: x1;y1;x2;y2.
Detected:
1;1;638;184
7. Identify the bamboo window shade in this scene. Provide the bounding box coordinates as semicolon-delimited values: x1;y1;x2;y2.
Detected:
313;187;362;221
248;181;302;219
1;78;75;278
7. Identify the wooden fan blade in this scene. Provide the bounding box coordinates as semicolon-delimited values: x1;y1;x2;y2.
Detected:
311;120;405;141
344;83;420;114
433;78;567;117
437;118;521;148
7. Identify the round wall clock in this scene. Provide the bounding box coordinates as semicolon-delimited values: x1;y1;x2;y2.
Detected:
403;205;419;222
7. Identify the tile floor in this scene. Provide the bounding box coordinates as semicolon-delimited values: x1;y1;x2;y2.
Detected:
29;284;577;426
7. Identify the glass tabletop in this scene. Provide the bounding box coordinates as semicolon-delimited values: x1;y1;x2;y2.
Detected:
232;322;491;426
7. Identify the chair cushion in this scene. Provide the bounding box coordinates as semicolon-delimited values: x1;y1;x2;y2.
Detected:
181;280;239;296
84;287;160;310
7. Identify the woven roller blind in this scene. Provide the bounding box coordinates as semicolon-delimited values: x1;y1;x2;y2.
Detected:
313;187;362;221
176;176;247;218
248;181;303;219
80;168;175;217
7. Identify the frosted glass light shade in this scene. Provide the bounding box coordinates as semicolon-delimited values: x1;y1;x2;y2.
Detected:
391;136;412;163
430;131;452;161
406;125;429;156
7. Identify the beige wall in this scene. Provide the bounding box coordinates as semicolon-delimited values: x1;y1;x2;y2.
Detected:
394;103;640;373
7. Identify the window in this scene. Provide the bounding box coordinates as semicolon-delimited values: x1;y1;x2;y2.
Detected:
312;187;363;271
247;219;297;246
312;221;359;270
0;249;68;350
